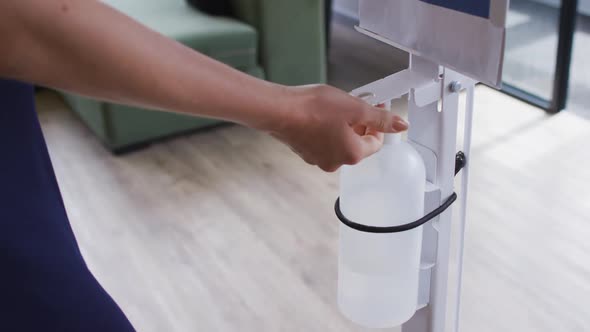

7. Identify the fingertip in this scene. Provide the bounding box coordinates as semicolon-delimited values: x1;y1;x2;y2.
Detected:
392;118;409;132
360;106;409;133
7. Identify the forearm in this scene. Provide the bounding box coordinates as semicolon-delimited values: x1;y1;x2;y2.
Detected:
0;0;288;130
0;0;409;172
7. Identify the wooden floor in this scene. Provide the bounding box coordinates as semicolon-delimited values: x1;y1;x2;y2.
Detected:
35;20;590;332
37;86;590;332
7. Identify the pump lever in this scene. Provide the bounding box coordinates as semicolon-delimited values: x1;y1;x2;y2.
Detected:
350;69;436;106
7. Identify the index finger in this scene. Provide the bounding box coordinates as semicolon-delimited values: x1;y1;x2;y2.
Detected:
352;104;409;133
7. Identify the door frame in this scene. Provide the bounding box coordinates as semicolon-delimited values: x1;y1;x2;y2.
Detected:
501;0;579;113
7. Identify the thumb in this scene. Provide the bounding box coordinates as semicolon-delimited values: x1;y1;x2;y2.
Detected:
355;106;409;133
354;131;385;161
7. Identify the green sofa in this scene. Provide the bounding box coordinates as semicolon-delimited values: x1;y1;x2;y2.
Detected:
61;0;327;152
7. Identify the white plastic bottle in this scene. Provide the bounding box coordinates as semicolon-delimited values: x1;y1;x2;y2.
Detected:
338;133;426;328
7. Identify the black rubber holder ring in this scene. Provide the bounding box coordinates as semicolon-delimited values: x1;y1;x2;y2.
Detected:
335;192;458;234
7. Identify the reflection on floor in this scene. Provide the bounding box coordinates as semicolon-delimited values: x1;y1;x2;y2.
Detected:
34;13;590;332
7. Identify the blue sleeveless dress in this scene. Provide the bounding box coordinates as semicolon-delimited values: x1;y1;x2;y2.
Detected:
0;79;135;331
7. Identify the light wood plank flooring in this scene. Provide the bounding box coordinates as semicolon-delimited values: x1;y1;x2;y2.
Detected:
36;85;590;332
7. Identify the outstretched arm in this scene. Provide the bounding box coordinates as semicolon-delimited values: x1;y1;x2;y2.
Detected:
0;0;408;171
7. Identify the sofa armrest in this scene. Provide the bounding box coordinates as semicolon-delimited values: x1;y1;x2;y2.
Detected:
233;0;327;86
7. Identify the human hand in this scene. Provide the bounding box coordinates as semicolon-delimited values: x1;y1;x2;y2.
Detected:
266;85;409;172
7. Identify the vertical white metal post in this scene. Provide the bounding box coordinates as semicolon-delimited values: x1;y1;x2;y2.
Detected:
402;54;472;332
452;83;476;332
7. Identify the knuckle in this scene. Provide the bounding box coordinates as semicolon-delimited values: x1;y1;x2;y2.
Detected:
346;150;363;165
359;102;374;115
327;165;340;173
376;117;386;131
319;163;337;172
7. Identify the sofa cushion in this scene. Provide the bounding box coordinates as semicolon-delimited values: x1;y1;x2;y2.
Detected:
104;0;258;68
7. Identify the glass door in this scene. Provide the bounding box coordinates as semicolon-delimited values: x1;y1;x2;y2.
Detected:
502;0;578;113
569;0;590;118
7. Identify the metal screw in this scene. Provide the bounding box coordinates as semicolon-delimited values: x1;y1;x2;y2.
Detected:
449;81;462;93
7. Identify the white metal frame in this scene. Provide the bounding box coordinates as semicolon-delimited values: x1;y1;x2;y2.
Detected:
350;44;477;332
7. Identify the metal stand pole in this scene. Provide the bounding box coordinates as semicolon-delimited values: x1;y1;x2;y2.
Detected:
402;55;476;332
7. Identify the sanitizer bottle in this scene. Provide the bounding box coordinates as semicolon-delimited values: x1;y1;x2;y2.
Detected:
338;133;426;328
